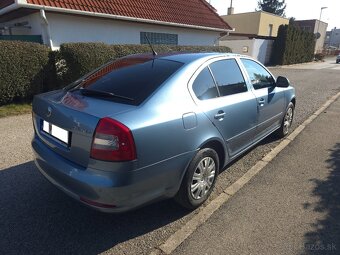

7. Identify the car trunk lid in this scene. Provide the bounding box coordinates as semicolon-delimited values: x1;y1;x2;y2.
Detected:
32;90;136;167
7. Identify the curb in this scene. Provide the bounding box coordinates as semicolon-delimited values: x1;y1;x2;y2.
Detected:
150;91;340;255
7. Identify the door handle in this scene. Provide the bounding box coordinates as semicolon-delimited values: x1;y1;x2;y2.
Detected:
214;110;226;120
258;98;265;106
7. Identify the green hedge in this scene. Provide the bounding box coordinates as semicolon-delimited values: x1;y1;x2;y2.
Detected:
58;43;232;87
271;25;315;65
0;41;231;105
0;41;50;105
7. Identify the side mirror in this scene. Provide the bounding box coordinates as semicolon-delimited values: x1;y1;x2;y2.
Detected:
276;76;290;88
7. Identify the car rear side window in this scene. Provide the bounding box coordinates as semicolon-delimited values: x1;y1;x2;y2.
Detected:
241;59;275;90
209;59;247;96
192;67;219;100
79;57;183;105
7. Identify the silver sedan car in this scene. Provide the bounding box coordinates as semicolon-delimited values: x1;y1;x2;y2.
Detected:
32;52;295;212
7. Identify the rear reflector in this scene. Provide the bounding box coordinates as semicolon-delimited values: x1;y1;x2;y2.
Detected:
80;197;116;208
90;117;136;161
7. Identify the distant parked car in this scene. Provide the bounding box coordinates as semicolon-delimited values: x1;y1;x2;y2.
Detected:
32;52;296;213
336;54;340;63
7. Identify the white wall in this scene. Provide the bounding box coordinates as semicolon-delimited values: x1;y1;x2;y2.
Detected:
220;39;255;57
1;12;46;38
253;39;273;64
7;11;221;49
2;12;52;45
219;38;273;64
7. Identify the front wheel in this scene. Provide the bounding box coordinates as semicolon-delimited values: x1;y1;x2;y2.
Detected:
175;148;219;210
275;102;294;138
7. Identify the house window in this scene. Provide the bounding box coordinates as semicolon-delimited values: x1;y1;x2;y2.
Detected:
268;24;273;37
140;32;178;45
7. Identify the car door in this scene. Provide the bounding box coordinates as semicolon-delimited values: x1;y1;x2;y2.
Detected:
240;58;285;139
190;58;258;157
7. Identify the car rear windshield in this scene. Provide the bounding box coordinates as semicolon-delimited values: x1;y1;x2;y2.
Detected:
76;56;184;105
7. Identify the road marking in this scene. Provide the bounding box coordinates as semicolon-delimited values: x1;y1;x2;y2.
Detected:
150;91;340;255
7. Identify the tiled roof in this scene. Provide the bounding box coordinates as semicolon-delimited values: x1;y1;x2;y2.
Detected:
25;0;231;30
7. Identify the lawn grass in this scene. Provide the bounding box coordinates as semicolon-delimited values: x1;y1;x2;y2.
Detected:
0;103;32;118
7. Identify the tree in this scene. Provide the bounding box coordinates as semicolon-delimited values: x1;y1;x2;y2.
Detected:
257;0;286;17
289;17;296;25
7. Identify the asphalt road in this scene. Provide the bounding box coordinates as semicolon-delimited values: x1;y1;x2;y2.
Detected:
0;59;339;255
173;88;340;255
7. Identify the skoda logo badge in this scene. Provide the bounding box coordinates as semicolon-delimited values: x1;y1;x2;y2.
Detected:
47;106;52;117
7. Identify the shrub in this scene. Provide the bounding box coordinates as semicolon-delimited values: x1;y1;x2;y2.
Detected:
58;43;118;86
0;41;50;105
314;53;325;61
0;41;231;105
271;25;315;65
58;43;232;87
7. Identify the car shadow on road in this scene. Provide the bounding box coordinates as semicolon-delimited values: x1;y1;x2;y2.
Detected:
0;161;189;254
304;143;340;254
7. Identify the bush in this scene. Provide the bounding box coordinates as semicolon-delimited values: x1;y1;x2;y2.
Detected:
58;43;232;87
271;25;315;65
0;41;231;105
0;41;50;105
314;53;325;61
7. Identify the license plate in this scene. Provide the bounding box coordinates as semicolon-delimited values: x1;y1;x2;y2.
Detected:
42;120;69;145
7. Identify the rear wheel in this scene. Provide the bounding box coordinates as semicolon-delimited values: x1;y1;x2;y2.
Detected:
276;102;294;138
175;148;219;210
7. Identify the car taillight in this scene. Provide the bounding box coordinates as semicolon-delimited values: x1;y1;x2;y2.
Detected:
90;117;136;161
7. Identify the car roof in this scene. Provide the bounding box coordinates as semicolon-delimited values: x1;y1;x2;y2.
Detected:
159;52;240;63
125;52;243;64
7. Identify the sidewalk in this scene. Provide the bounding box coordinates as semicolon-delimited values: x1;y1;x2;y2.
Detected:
173;98;340;255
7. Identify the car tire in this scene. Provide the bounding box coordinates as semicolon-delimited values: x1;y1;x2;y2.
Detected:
175;148;219;210
275;102;294;138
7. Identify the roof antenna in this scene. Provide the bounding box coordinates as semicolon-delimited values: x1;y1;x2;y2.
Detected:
145;34;157;57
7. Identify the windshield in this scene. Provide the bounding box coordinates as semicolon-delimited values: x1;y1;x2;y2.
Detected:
73;56;184;105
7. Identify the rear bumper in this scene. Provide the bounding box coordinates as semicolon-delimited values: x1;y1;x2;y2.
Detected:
32;136;194;213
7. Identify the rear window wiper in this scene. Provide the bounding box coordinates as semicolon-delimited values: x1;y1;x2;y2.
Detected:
79;88;134;101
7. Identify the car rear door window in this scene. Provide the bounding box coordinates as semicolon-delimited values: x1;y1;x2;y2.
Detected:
192;67;219;100
241;59;275;90
209;59;247;96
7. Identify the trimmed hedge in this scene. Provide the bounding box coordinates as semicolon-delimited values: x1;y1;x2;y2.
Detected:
0;41;50;105
0;41;231;105
58;43;232;87
271;25;315;65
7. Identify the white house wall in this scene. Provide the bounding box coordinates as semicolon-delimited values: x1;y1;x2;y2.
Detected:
7;11;221;48
220;39;255;57
220;38;273;64
1;12;48;41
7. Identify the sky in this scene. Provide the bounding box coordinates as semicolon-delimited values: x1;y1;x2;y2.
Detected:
209;0;340;30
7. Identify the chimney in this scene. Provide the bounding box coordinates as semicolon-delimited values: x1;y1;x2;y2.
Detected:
228;0;234;15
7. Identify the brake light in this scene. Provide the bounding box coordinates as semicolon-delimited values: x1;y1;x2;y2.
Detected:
90;117;136;161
